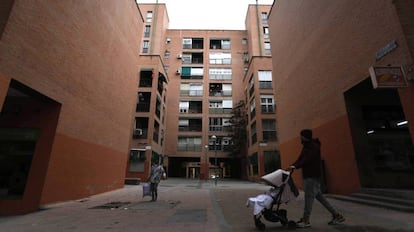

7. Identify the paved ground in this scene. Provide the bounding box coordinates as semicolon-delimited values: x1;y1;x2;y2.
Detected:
0;178;413;232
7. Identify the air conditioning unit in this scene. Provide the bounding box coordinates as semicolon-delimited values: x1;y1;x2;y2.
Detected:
223;139;230;145
177;54;182;59
176;69;181;75
134;129;143;136
166;38;171;43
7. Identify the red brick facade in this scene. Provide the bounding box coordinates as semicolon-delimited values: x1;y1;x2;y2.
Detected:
0;1;143;214
268;0;414;194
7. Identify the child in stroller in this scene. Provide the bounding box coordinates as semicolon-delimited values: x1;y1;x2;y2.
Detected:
246;169;299;230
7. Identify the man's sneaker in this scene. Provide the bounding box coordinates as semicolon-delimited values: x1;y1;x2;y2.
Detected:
328;214;345;225
296;218;311;228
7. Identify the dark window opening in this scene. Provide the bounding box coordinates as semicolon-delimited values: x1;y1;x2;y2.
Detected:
139;70;152;87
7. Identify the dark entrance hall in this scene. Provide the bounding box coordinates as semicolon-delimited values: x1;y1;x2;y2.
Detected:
0;79;61;214
345;78;414;189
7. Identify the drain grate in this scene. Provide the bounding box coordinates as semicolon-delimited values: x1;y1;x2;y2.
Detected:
90;201;130;209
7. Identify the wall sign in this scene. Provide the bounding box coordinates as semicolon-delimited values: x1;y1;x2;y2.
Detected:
369;66;408;88
375;40;398;60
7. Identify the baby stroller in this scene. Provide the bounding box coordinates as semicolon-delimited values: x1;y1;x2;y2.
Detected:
246;169;299;230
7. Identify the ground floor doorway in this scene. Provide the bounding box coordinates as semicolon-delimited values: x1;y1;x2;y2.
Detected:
0;79;61;214
168;156;242;179
345;78;414;189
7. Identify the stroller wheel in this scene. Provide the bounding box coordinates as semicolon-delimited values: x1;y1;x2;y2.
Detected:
254;215;266;231
277;209;288;226
287;220;297;230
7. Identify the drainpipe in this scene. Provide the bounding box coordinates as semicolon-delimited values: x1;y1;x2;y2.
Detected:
255;0;263;56
150;0;159;55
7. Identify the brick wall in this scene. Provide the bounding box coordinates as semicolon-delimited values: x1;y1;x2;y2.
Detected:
268;0;413;194
0;0;144;208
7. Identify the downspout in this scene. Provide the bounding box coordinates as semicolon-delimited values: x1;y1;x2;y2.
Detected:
150;0;159;55
255;0;263;56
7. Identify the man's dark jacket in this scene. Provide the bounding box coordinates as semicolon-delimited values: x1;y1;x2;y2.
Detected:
292;138;322;178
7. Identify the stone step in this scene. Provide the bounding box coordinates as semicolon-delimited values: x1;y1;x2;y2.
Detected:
359;188;414;200
327;192;414;213
350;192;414;206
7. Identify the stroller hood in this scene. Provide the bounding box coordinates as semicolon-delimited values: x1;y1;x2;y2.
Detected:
261;169;299;203
261;169;290;187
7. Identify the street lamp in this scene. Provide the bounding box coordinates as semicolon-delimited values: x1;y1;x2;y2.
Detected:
211;135;218;185
204;145;209;181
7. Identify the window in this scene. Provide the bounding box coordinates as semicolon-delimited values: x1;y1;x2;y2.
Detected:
209;53;231;65
178;137;202;151
189;68;201;77
181;53;203;64
209;68;232;80
192;38;204;49
260;95;275;113
208;117;231;133
129;149;146;172
142;40;149;53
243;52;249;63
263;27;269;39
153;120;160;143
210;39;231;49
155;97;161;118
223;100;233;112
242;38;248;45
144;25;151;37
136;92;151;112
250;97;256;119
139;69;152;87
180;83;203;96
251;122;257;145
222;84;232;96
249;74;255;96
264;42;271;55
134;117;148;138
222;40;231;49
249;153;259;176
179;118;202;132
182;53;191;64
222;137;233;151
146;11;153;22
164;50;170;59
262;119;277;141
183;38;192;49
179;101;189;113
189;83;203;96
261;12;268;24
179;100;202;113
264;151;281;174
209;117;223;132
258;71;272;89
209;136;223;151
209;100;232;114
209;83;232;97
180;67;204;80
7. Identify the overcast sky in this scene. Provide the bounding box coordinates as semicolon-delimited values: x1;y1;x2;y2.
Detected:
137;0;274;30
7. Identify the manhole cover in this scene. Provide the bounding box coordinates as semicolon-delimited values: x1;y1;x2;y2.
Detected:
90;201;130;209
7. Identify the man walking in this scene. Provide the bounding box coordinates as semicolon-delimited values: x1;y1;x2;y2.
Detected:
288;129;345;228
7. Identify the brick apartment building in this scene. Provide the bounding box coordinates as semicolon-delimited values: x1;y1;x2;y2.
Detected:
126;3;278;182
0;1;143;215
3;0;413;216
0;1;276;215
268;0;414;194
